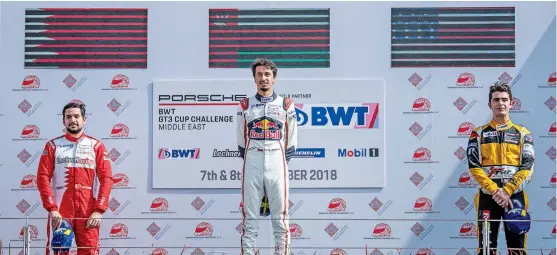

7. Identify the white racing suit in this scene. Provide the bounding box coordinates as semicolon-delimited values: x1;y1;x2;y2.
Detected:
236;92;298;255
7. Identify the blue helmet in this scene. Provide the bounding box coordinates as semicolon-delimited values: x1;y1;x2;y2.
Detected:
504;199;531;235
51;219;74;253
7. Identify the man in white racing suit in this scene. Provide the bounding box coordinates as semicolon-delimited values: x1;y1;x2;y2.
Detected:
236;58;298;255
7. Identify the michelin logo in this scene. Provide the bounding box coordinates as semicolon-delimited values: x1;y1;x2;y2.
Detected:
293;148;325;158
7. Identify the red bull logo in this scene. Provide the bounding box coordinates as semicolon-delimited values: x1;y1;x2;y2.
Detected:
327;198;346;212
372;223;391;237
459;223;477;236
21;125;40;139
111;74;130;88
194;222;213;236
413;197;432;212
20;174;37;188
111;124;130;138
456;73;475;87
457;122;475;136
109;223;128;238
112;173;129;187
21;75;40;89
548;72;556;86
412;98;431;111
150;197;169;212
413;147;432;161
289;223;303;237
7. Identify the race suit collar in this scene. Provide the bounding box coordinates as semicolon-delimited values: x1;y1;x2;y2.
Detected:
255;91;277;103
65;132;85;142
490;119;513;131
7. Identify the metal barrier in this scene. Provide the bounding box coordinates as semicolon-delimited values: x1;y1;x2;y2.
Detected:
2;217;555;255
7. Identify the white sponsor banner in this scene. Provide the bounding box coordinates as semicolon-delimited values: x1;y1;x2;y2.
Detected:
152;79;386;189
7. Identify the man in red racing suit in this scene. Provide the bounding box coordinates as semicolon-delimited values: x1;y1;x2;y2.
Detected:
37;102;113;255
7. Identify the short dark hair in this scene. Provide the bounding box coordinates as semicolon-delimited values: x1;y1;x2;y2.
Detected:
251;58;278;78
62;102;86;118
489;81;513;102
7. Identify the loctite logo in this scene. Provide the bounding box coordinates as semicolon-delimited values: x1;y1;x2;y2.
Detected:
19;225;38;239
289;223;303;237
413;197;432;212
327;198;346;212
111;124;130;138
112;173;129;187
109;223;129;237
194;222;213;236
457;122;475;136
456;73;475;87
20;174;37;188
22;75;40;89
150;198;169;212
412;98;431;112
330;248;347;255
548;72;556;86
413;148;432;161
111;74;130;88
21;125;40;139
372;223;391;237
459;223;477;236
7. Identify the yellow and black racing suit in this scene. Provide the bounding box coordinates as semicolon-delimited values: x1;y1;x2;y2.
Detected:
467;120;535;255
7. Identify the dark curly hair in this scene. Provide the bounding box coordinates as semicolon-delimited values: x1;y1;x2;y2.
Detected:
62;102;86;119
489;81;513;102
251;58;278;78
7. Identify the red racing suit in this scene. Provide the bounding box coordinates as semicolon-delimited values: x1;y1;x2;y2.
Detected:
37;133;113;255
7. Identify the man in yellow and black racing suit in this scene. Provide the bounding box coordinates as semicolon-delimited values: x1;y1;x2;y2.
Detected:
467;119;535;255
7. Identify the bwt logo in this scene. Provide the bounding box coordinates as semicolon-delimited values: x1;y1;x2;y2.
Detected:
295;103;379;129
158;148;200;159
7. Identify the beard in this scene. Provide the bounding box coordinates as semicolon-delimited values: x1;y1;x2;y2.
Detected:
259;87;270;92
66;125;82;134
